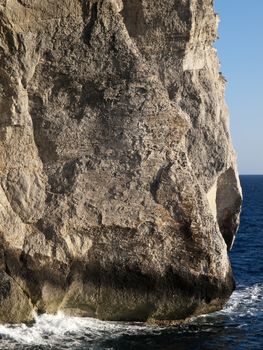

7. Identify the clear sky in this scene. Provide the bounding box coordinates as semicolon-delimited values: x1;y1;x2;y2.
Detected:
214;0;263;174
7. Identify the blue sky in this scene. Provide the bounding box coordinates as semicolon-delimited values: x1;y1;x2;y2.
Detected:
214;0;263;174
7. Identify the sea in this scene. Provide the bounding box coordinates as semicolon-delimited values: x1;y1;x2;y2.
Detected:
0;175;262;350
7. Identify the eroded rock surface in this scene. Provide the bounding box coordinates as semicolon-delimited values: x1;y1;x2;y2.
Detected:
0;0;242;324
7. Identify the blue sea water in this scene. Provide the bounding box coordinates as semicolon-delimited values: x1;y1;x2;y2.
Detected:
0;175;262;350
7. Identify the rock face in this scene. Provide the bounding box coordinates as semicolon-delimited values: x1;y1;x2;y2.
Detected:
0;0;242;323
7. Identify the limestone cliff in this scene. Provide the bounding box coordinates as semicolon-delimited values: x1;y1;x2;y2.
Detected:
0;0;242;324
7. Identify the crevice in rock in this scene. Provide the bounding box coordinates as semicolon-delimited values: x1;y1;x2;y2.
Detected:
216;166;242;250
29;96;59;164
121;0;146;38
150;163;171;202
15;0;31;7
0;13;17;55
82;2;98;45
4;256;33;304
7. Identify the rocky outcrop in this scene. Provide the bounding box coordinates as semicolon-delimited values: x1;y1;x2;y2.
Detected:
0;0;242;324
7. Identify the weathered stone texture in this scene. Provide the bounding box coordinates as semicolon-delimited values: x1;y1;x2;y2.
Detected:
0;0;242;323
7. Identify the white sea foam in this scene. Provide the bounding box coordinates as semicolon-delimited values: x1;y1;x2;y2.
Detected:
0;312;152;348
0;283;262;348
193;283;263;324
220;283;263;317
